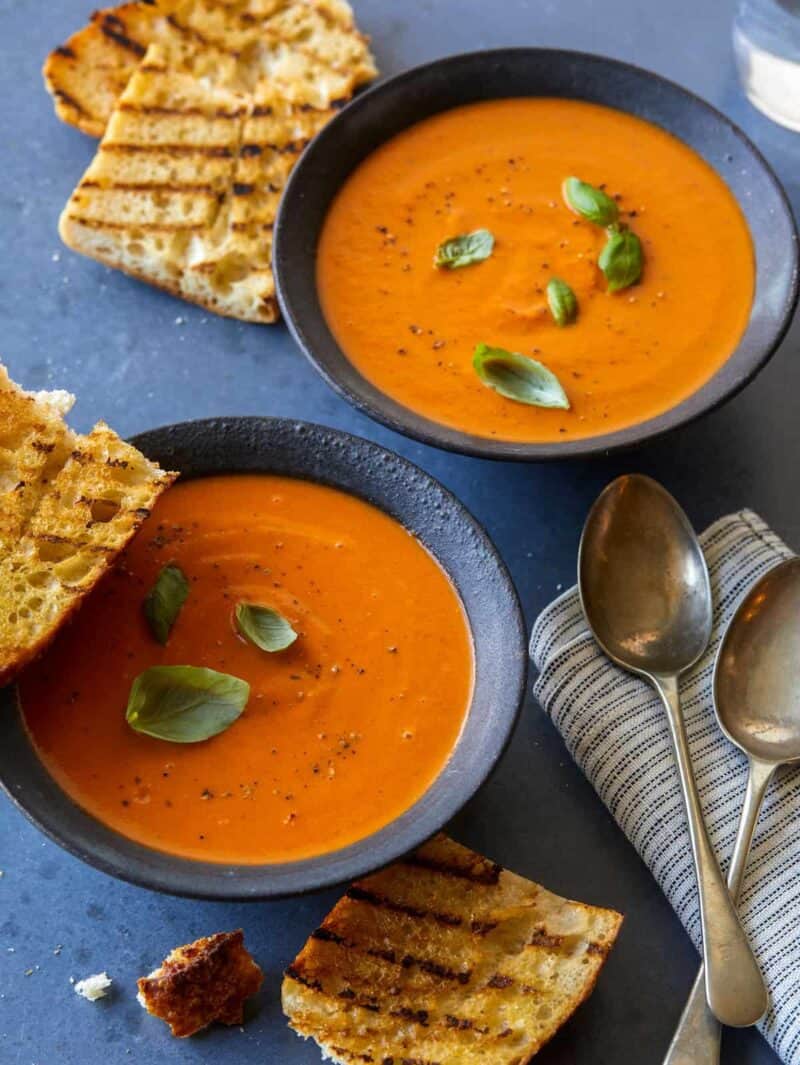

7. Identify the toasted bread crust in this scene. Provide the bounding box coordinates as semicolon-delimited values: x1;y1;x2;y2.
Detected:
0;367;176;685
138;930;264;1037
282;834;623;1065
52;231;279;321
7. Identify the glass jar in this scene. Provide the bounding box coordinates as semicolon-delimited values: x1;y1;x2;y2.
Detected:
733;0;800;131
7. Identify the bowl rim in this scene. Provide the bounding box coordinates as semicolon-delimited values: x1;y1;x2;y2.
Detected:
0;416;527;899
273;46;800;462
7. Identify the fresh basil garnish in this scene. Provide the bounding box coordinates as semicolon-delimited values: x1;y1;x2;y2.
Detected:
144;563;189;645
599;228;643;291
235;603;297;653
546;277;578;327
473;344;570;409
125;665;250;743
563;177;619;227
434;228;495;270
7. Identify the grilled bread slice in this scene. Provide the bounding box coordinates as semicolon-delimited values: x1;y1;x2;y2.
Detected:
44;0;377;138
58;45;257;318
0;365;175;685
58;30;359;322
283;834;623;1065
137;930;264;1037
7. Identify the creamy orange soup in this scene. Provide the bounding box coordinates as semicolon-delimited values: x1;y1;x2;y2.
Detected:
317;98;755;442
21;475;473;863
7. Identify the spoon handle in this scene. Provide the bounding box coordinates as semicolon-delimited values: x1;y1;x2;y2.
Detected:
661;757;775;1065
653;675;767;1028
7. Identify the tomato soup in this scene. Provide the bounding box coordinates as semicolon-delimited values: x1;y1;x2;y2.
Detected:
317;98;755;442
20;475;473;863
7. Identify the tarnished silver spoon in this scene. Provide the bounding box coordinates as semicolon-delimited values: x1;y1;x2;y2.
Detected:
579;474;767;1029
663;556;800;1064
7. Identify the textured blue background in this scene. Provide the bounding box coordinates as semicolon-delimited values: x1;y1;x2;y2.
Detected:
1;1;798;1062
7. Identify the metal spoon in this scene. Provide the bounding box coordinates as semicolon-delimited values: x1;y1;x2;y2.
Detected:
663;555;800;1064
578;474;767;1029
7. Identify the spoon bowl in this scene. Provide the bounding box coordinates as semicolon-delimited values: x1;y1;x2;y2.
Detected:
578;474;713;677
715;556;800;764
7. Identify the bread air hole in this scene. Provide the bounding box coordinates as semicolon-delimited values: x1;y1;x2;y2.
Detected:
36;539;75;564
210;251;251;292
27;570;52;588
53;555;94;586
89;498;121;524
169;231;191;262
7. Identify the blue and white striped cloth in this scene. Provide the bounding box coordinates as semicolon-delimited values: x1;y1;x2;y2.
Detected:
530;511;800;1063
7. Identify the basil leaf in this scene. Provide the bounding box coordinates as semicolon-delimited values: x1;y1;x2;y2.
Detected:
126;665;249;743
144;563;189;645
473;344;570;409
235;603;297;653
599;229;643;292
563;177;619;227
434;228;495;270
546;277;578;327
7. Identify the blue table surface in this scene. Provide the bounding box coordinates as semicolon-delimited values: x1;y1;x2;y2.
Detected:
1;1;798;1062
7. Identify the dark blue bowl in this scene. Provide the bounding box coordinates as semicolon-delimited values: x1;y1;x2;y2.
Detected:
274;48;799;461
0;418;526;898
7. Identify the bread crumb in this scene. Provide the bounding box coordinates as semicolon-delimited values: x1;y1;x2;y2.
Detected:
74;972;112;1001
138;930;262;1037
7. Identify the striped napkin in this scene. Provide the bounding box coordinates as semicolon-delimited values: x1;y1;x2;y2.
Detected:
530;510;800;1063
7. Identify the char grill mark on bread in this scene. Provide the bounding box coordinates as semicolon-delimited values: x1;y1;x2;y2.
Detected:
0;364;175;685
282;834;623;1065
